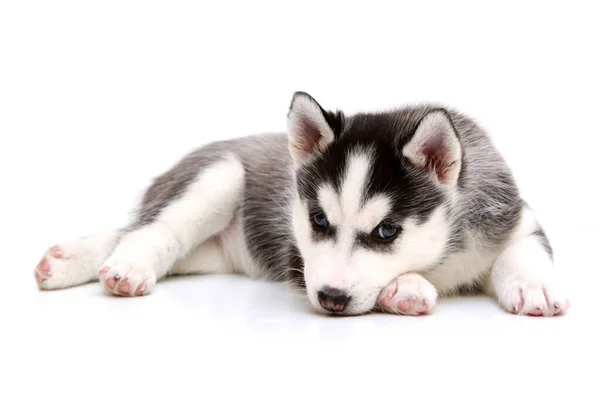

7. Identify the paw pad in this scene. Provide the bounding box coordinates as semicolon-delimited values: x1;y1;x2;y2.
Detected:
50;245;64;259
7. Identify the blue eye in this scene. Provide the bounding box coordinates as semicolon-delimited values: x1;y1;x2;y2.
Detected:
312;213;329;229
375;224;398;241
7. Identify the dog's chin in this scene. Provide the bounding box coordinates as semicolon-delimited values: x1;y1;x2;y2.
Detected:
315;306;375;317
344;301;379;316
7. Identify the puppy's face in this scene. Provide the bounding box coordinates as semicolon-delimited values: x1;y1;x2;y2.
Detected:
286;92;463;315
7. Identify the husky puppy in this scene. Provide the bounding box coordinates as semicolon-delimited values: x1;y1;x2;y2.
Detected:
34;92;569;317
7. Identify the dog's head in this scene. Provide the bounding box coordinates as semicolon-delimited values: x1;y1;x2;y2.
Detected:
286;92;463;315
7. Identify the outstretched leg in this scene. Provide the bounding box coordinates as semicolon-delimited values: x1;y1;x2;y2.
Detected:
98;153;245;296
35;152;246;296
486;210;569;317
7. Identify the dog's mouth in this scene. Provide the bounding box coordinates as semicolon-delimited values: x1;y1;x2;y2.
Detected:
307;289;380;317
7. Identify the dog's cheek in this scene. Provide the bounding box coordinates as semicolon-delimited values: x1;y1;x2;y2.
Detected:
291;198;311;252
346;250;397;302
290;197;319;293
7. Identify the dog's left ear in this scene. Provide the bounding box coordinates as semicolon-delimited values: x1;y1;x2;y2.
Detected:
286;92;340;167
403;109;462;186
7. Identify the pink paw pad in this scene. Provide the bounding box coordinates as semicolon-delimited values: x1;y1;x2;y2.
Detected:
528;307;544;316
34;256;52;288
50;245;64;259
397;300;412;312
39;259;51;274
106;276;117;290
117;279;131;295
378;283;397;309
378;296;392;308
99;267;109;279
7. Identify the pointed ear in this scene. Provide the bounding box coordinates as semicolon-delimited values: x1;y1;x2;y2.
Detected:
287;92;338;167
403;109;462;186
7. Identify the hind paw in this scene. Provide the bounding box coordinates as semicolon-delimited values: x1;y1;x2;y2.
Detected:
35;246;65;284
99;259;156;297
35;243;93;290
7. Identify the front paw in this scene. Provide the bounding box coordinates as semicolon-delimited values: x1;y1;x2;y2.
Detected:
377;273;438;316
497;277;569;317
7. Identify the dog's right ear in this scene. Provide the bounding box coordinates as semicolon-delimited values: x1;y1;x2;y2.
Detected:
286;92;339;167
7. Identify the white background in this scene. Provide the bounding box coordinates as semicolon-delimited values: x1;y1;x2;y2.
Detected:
1;1;599;399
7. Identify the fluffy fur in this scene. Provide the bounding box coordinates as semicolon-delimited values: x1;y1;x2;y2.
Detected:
34;92;569;317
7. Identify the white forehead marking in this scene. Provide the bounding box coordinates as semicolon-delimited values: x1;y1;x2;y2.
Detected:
340;151;372;219
317;183;342;225
355;194;391;232
316;149;389;233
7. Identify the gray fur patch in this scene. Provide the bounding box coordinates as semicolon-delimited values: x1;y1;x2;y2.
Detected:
532;227;553;260
127;133;297;281
130;141;231;229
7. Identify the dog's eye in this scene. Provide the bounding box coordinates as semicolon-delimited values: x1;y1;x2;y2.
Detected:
374;224;399;241
312;213;329;229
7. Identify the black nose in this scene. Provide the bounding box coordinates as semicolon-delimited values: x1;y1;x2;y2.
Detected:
317;287;351;312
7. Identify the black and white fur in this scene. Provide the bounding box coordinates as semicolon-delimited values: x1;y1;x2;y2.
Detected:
34;92;569;317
